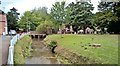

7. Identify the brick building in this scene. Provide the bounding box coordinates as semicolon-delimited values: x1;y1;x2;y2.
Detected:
0;10;8;35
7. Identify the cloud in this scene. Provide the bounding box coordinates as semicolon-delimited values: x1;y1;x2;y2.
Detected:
91;0;100;13
1;0;20;2
3;0;57;16
2;0;100;16
6;0;37;14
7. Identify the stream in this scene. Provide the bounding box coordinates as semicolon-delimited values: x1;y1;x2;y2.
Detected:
26;38;61;64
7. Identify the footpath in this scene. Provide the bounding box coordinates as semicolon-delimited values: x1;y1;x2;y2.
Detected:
0;36;11;66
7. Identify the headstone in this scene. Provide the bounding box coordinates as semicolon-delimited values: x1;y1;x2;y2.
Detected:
94;31;97;34
74;32;76;34
70;25;73;34
65;28;68;32
57;29;61;34
104;28;107;31
85;27;90;34
78;29;84;34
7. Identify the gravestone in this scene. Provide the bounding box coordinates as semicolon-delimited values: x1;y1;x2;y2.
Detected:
70;25;73;34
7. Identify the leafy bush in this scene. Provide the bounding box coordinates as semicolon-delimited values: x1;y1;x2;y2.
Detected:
47;41;57;53
48;41;57;49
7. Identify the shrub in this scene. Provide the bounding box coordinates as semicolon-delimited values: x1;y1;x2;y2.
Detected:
47;41;57;53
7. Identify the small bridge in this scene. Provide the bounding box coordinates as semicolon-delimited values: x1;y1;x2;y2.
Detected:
29;34;47;40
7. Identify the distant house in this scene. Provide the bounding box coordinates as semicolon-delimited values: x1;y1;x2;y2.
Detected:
0;10;8;35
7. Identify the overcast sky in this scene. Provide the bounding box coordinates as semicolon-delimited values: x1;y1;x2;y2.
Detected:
0;0;100;16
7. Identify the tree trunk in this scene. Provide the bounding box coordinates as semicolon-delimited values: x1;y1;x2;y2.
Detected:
83;26;86;34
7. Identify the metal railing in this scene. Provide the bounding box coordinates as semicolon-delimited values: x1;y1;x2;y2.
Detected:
7;32;30;64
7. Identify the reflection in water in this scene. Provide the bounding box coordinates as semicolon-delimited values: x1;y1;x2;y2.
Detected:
26;39;60;64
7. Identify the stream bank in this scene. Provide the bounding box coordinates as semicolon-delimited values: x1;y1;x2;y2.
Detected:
26;35;102;64
54;46;102;64
26;39;60;64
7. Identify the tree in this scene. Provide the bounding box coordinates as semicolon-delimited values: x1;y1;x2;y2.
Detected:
50;1;66;24
65;2;75;24
96;2;120;34
18;7;55;31
10;7;20;20
36;20;56;34
66;1;94;33
98;2;118;12
18;11;32;31
50;1;67;37
108;2;120;33
7;7;20;31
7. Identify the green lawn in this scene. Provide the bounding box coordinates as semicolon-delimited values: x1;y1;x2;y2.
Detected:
44;34;118;64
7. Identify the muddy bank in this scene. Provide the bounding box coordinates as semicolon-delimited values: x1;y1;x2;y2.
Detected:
54;46;101;64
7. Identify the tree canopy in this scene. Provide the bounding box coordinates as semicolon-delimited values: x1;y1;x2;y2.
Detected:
18;7;55;31
7;7;20;31
50;1;66;24
17;1;120;34
50;1;94;33
94;1;120;33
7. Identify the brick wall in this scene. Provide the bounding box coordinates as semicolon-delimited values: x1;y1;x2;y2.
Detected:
0;14;6;35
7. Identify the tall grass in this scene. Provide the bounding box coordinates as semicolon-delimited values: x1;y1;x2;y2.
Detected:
14;35;32;64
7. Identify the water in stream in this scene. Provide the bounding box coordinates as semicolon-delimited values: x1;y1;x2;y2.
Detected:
26;39;60;64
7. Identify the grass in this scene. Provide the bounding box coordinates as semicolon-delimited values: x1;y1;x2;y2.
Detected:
14;35;32;64
44;34;118;64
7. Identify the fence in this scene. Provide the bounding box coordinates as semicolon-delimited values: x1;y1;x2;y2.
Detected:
7;32;30;64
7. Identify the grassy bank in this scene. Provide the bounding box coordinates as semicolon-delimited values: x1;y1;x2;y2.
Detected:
44;34;118;64
14;35;32;64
